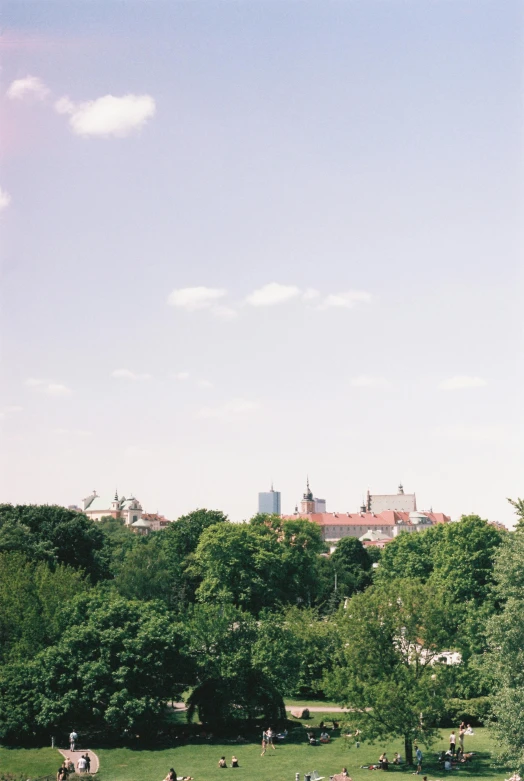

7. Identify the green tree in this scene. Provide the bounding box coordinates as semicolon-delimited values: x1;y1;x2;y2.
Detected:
324;579;452;764
0;592;188;742
191;522;286;613
508;497;524;532
0;505;109;582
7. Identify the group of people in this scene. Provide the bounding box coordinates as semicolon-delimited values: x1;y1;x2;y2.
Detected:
56;754;91;780
218;756;239;768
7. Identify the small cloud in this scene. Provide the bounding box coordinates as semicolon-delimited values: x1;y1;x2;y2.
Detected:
432;424;505;443
124;445;152;458
7;75;50;101
211;305;238;320
63;94;156;138
167;286;227;311
303;288;320;301
320;290;372;309
54;96;75;115
25;378;72;396
0;187;12;213
197;379;214;389
111;369;151;381
246;283;301;307
0;405;23;420
350;375;390;389
438;375;487;391
197;398;260;421
52;428;92;438
172;371;190;381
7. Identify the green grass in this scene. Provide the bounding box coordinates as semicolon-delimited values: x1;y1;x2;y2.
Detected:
285;699;341;710
0;729;504;781
93;728;502;781
0;746;63;777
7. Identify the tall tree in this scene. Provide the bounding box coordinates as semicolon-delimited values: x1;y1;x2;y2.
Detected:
325;579;452;764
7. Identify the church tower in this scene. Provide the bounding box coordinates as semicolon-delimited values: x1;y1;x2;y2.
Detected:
300;477;316;514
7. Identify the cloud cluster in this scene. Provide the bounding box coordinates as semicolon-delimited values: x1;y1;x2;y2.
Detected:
25;378;72;396
197;398;260;421
0;187;12;213
112;369;151;381
167;282;372;318
438;376;487;391
350;375;390;389
56;93;156;138
7;75;50;101
6;75;156;139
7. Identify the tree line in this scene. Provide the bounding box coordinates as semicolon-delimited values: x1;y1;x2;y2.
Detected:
0;501;523;773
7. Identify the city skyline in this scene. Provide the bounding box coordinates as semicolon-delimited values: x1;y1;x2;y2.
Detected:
0;1;521;526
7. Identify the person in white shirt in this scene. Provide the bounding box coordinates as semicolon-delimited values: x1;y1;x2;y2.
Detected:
449;731;456;754
69;731;78;752
77;756;87;774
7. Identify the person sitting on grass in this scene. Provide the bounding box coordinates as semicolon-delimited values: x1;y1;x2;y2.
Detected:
164;769;177;781
379;753;389;770
320;731;331;744
308;731;317;746
393;753;402;765
218;757;227;768
231;756;239;768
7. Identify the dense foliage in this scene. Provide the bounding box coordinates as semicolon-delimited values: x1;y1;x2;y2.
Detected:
0;502;518;754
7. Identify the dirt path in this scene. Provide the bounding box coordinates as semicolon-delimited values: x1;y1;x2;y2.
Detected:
59;748;100;774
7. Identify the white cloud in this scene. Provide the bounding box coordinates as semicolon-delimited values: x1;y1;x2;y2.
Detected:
53;428;92;438
7;75;50;101
303;288;320;301
0;405;23;420
167;286;227;311
350;375;390;389
432;424;506;443
112;369;151;381
211;305;238;320
0;187;12;213
438;375;487;391
124;445;152;459
197;379;214;389
320;290;372;309
25;378;72;396
172;371;190;381
63;94;156;138
246;282;301;307
54;96;75;115
197;398;260;421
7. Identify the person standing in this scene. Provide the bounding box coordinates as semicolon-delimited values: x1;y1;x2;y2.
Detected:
459;727;465;751
449;731;456;754
415;747;423;774
266;727;276;750
77;756;87;774
69;730;78;752
261;731;267;756
84;754;91;773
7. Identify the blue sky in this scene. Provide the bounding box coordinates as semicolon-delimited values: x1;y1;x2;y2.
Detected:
1;0;522;524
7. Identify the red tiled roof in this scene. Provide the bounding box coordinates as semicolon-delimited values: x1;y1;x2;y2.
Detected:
282;510;450;526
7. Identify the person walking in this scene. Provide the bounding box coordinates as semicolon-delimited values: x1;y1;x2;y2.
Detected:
84;754;91;773
266;727;276;750
261;731;267;756
449;731;456;755
69;730;78;752
77;756;87;774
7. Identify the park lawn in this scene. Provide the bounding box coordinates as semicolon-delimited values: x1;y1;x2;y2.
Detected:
0;746;63;777
94;728;504;781
285;699;341;710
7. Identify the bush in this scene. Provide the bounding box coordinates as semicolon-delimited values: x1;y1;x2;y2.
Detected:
440;697;490;726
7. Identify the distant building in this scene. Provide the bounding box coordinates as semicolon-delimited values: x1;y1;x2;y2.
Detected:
82;491;143;524
299;478;326;514
81;491;173;532
258;484;281;515
366;483;417;513
283;508;450;545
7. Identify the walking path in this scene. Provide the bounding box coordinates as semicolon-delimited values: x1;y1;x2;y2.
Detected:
59;748;100;774
172;701;348;713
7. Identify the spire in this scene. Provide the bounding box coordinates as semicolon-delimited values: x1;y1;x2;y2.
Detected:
270;479;274;492
114;489;119;501
303;475;313;501
398;482;404;494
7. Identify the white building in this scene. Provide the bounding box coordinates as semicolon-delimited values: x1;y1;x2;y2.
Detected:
82;491;143;525
366;484;417;513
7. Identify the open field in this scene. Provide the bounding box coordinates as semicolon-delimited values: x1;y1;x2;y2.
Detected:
0;728;505;781
0;746;63;777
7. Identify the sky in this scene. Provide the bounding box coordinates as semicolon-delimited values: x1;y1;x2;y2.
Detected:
0;0;522;525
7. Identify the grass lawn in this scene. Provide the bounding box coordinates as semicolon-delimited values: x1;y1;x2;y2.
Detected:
91;728;504;781
285;699;341;710
0;728;505;781
0;746;63;777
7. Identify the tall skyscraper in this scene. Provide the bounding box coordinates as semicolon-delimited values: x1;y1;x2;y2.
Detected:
258;483;281;515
